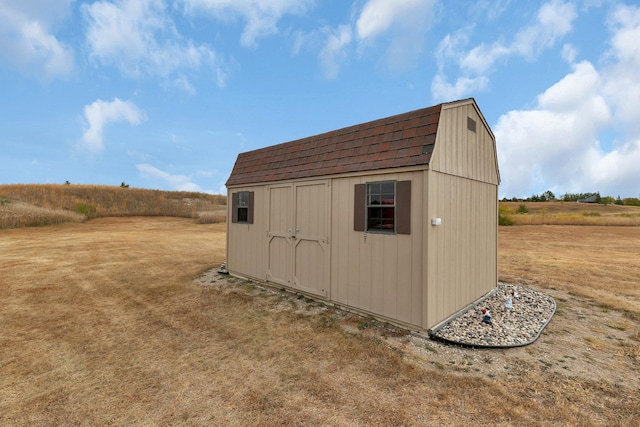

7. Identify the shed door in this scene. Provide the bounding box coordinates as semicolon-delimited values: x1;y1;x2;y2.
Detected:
267;181;329;298
267;185;293;287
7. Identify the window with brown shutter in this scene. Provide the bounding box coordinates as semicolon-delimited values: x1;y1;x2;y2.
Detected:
232;191;254;224
354;180;411;234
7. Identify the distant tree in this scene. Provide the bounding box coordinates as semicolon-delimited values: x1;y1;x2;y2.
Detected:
542;190;555;201
615;196;624;205
64;180;71;185
623;197;640;206
600;196;615;205
517;204;528;214
120;182;129;188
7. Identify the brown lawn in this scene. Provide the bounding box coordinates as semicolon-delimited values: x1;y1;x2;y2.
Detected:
1;217;638;426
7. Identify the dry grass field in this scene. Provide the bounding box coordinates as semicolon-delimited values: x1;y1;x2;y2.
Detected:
500;201;640;226
0;184;226;228
1;217;639;426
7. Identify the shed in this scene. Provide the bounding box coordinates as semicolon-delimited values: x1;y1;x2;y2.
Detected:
225;98;500;332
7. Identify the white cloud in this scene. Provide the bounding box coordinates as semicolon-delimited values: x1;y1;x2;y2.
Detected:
602;4;640;137
431;74;488;101
294;0;435;79
319;24;352;79
0;0;75;80
181;0;312;47
165;75;197;95
459;42;511;75
512;0;576;60
433;0;577;101
561;43;577;63
82;98;146;153
136;163;203;192
356;0;431;40
495;9;640;200
83;0;221;88
355;0;436;70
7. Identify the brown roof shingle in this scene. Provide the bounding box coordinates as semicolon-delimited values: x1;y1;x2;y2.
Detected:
226;104;442;186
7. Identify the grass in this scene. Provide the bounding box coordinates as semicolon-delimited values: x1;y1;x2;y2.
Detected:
498;225;640;320
3;190;640;424
0;184;226;228
500;201;640;226
1;218;639;425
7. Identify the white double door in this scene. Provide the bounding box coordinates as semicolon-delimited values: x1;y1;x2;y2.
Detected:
266;181;330;298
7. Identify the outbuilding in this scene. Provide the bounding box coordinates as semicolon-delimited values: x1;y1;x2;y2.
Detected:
225;98;500;332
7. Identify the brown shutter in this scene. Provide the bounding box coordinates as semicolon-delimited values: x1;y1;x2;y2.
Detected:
247;191;254;224
231;192;238;223
396;181;411;234
354;184;365;231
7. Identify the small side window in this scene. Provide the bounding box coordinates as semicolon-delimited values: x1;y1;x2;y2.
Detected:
231;191;254;224
237;191;249;223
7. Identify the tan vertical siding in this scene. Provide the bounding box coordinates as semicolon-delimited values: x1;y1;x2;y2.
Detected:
425;171;498;329
330;171;424;328
227;100;499;333
292;181;330;297
430;101;499;185
227;186;267;280
266;184;293;286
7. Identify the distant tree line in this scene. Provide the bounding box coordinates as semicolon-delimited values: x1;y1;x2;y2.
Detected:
502;191;640;206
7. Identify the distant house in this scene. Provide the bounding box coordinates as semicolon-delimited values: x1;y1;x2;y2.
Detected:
225;98;500;332
577;195;599;203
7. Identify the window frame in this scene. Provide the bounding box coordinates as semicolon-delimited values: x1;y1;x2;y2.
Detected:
354;180;410;235
365;180;397;234
231;190;254;224
236;191;249;223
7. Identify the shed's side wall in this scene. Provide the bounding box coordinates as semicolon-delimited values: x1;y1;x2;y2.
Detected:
421;101;499;329
330;170;425;328
227;186;267;281
424;170;498;329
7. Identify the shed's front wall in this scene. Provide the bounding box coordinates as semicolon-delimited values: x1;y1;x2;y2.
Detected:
228;180;332;299
330;170;425;329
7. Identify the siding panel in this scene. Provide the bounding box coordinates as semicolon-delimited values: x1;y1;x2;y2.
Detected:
330;171;424;327
425;171;498;329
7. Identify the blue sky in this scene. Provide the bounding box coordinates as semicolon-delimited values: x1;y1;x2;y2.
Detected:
1;0;639;198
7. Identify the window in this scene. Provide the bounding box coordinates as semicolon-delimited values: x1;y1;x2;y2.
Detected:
354;180;411;234
237;191;249;222
366;181;396;232
232;191;254;224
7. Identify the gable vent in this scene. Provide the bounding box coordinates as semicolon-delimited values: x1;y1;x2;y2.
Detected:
467;117;476;133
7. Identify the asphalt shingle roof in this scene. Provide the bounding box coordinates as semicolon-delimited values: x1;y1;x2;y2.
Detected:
226;103;442;186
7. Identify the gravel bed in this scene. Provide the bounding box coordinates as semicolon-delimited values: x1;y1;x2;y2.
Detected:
430;283;556;348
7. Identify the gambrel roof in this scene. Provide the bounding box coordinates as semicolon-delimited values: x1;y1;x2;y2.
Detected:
226;103;443;186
